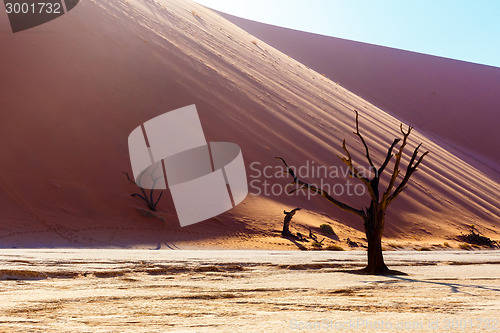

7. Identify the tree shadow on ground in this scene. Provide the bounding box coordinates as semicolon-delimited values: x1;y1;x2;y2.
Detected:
339;268;408;276
359;275;500;295
281;235;308;250
152;242;180;250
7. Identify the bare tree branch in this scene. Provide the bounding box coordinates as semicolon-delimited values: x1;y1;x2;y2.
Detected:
131;193;147;201
154;192;164;207
275;157;366;218
381;124;412;204
123;171;163;211
378;138;400;176
123;171;135;183
337;139;377;201
386;144;429;206
353;110;376;172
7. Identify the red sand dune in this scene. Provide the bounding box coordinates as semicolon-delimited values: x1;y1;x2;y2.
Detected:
0;0;498;248
218;11;500;177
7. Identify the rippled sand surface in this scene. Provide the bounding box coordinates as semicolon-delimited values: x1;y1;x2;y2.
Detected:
0;250;499;332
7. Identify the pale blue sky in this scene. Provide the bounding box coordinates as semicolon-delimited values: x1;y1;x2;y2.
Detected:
195;0;500;68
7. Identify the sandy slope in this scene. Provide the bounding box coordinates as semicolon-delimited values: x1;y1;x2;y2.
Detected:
217;11;500;176
0;0;498;248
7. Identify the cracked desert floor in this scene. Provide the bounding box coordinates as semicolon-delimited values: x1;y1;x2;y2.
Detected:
0;249;499;332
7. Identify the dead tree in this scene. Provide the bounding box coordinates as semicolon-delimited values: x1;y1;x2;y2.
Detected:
282;208;301;236
123;172;163;211
276;110;428;275
308;228;325;244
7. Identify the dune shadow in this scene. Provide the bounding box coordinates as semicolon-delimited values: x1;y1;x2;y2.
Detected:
193;14;207;29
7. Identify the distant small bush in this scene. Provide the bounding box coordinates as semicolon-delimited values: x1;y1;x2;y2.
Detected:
458;229;497;247
251;40;257;45
320;224;335;234
459;243;472;250
326;244;344;251
443;242;450;247
191;10;200;18
418;247;431;251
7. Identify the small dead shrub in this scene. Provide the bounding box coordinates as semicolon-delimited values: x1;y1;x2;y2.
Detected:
320;224;335;235
459;243;472;250
311;241;323;248
326;244;344;251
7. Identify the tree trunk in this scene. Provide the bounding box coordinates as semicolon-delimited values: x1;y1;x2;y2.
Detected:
363;209;390;275
282;209;300;237
282;217;292;236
